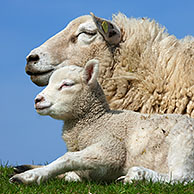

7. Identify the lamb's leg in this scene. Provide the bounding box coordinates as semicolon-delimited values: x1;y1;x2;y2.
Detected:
118;166;170;183
13;165;80;182
9;153;84;184
9;143;122;184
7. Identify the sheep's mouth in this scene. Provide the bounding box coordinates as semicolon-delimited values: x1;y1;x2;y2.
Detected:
26;68;55;86
26;69;54;76
35;106;50;111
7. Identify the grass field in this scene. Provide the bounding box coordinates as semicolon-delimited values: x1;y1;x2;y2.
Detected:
1;165;194;194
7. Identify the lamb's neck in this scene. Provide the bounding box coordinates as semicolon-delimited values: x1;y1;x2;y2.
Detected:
62;105;110;152
63;104;109;132
70;83;110;129
62;84;111;151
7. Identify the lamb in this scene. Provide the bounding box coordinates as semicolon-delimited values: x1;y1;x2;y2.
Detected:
25;13;194;117
10;59;194;185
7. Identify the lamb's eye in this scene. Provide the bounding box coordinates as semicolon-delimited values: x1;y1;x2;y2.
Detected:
59;81;74;90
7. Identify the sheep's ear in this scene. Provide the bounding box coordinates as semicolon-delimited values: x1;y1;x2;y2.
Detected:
90;12;121;45
82;59;99;86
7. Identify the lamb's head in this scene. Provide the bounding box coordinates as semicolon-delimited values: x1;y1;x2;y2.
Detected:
35;59;109;120
26;13;121;86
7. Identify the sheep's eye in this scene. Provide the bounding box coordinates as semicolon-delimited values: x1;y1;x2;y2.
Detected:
78;30;97;37
71;31;96;43
59;81;74;90
84;31;97;36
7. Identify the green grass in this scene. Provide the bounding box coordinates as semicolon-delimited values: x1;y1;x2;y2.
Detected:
1;165;194;194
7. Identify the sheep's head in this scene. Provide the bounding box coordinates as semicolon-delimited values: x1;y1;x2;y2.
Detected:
25;13;121;86
34;59;107;120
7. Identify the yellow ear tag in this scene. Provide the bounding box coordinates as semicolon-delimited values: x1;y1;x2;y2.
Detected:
102;21;108;33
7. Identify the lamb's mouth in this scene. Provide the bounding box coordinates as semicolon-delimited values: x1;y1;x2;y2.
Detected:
35;104;52;112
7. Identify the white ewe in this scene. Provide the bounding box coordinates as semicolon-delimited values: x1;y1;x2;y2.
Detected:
10;60;194;185
25;13;194;117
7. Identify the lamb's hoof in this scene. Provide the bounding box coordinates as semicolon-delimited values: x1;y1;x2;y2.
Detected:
116;176;126;182
13;165;33;174
9;176;23;184
64;172;82;182
117;176;133;184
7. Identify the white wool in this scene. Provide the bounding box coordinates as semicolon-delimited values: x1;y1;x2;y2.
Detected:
10;60;194;184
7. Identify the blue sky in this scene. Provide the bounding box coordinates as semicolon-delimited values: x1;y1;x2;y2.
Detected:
1;0;194;166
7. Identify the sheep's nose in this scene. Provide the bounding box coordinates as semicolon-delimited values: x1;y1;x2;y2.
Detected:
35;95;45;104
26;54;40;63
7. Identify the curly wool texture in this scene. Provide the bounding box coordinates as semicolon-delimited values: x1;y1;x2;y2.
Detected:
26;13;194;117
96;13;194;117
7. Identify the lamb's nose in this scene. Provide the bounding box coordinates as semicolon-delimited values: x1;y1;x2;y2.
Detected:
26;54;40;63
35;95;45;104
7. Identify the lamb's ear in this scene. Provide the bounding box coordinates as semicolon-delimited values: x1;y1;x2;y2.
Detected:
90;12;121;45
82;59;99;86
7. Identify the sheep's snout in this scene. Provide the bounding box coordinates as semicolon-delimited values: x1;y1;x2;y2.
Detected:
26;54;40;64
25;48;55;86
34;94;52;113
25;54;41;76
